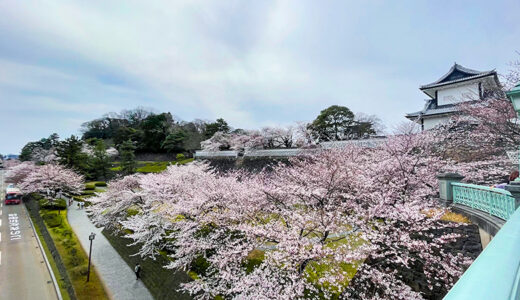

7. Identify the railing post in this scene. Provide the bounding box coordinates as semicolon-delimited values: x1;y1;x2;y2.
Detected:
437;173;464;207
505;181;520;209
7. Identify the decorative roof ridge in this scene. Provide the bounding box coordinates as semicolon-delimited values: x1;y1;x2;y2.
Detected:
421;63;495;89
420;70;496;90
453;63;483;75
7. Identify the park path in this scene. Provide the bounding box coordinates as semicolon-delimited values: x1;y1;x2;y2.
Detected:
67;200;154;300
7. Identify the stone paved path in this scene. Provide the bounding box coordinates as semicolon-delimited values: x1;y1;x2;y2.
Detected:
67;201;154;300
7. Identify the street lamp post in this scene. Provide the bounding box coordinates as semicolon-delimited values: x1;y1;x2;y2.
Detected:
86;232;96;282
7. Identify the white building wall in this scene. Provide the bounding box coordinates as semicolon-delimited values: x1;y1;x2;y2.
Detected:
437;83;479;106
423;116;450;130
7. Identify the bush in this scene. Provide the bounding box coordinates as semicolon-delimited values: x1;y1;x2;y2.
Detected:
94;181;107;187
84;183;96;190
42;213;62;228
73;195;93;202
70;265;89;277
30;192;44;200
62;239;77;249
127;207;140;217
176;153;185;160
68;253;85;267
81;190;96;196
40;198;67;210
136;161;171;173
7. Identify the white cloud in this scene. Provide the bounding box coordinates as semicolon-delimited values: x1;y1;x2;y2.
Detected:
0;0;519;153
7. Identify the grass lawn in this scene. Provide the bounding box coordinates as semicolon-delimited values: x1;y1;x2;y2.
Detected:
40;209;108;300
136;159;195;173
110;159;194;173
102;228;192;300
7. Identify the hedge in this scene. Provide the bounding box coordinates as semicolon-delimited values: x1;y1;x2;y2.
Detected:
25;197;77;300
39;198;67;210
84;183;96;190
81;190;96;196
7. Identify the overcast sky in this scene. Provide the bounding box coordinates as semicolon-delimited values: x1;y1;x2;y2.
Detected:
1;0;519;154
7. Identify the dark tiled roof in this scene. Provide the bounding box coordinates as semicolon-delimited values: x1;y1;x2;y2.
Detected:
420;63;496;90
406;100;459;119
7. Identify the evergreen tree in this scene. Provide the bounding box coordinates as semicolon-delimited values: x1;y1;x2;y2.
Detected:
308;105;355;141
205;118;230;138
162;130;187;153
90;139;112;180
56;135;89;175
119;139;137;175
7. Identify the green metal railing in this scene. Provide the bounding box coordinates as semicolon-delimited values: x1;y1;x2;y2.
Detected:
444;206;520;300
452;182;516;220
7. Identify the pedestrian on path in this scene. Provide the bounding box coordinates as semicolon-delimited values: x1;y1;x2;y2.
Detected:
135;263;141;280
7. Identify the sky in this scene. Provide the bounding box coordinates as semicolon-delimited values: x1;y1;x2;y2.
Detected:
0;0;519;154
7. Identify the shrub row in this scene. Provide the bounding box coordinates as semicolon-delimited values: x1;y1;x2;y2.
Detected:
41;209;108;299
25;197;77;300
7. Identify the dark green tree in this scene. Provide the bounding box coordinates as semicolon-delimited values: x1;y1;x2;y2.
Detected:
89;139;112;180
205;118;230;138
140;113;172;152
179;121;207;153
19;142;38;161
308;105;356;141
162;130;187;153
113;126;144;147
20;133;60;161
56;135;89;175
119;139;137;175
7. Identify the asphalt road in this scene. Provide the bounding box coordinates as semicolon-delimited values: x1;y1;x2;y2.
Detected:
0;170;59;300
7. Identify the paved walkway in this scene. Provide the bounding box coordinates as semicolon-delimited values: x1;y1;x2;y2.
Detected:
67;201;153;300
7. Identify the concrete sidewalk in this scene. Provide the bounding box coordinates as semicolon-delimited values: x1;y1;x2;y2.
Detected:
67;201;153;300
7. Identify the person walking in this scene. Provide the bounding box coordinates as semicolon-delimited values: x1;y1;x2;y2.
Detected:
134;263;141;280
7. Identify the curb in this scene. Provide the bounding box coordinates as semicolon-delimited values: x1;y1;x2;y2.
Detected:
24;204;63;300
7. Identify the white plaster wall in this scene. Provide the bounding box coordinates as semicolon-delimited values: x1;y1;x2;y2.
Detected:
423;116;450;130
437;83;479;106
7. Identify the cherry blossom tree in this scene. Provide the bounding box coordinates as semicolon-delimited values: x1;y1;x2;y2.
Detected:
5;161;36;185
260;126;295;148
18;164;84;201
200;131;232;151
229;131;264;151
4;159;21;169
201;126;301;152
90;131;477;299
